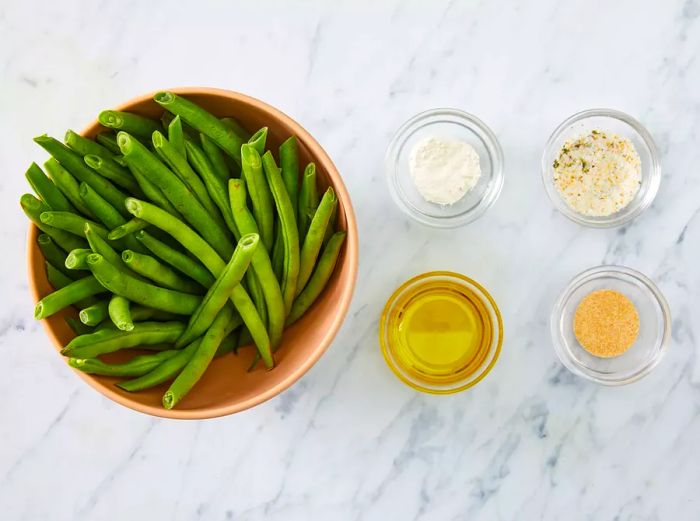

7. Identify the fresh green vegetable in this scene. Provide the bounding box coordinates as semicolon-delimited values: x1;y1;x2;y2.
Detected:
200;133;230;183
25;162;75;212
163;306;234;409
167;115;186;156
62;321;186;358
69;350;179;377
98;110;161;140
34;275;106;319
65;248;93;271
247;127;268;155
21;194;88;252
154;91;243;164
240;145;274;251
117;338;200;392
95;132;121;154
229;178;286;348
297;187;337;294
122;249;202;293
298;163;318;240
108;218;148;240
220;117;251;141
87;253;201;315
287;232;346;325
84;154;141;195
79;300;109;326
45;261;73;290
108;295;133;331
65;129;118;162
39;210;108;238
279;136;300;217
33;135;130;217
37;234;74;279
176;233;259;349
118;132;233;259
44;158;95;218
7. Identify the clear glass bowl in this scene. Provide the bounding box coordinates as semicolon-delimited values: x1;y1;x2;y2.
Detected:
385;109;504;228
379;271;503;394
542;109;661;228
551;265;671;385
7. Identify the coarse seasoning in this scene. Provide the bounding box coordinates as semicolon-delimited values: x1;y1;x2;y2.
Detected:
553;129;641;217
573;289;640;358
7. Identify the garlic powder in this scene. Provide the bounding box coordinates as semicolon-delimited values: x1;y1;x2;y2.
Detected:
409;137;481;205
553;130;641;217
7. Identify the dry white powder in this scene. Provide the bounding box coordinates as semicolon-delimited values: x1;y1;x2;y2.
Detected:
409;137;482;205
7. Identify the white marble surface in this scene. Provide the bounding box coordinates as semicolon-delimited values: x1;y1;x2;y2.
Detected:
1;0;699;519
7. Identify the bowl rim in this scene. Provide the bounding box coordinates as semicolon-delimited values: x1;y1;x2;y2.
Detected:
379;270;503;394
550;264;672;386
385;108;504;228
27;86;359;419
540;108;661;228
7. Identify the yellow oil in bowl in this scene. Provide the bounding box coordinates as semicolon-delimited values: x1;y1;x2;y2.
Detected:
380;271;502;393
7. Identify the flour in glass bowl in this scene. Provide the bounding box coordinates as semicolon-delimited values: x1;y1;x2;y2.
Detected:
409;137;482;205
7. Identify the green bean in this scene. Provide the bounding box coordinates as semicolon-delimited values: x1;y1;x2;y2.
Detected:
260;153;300;315
135;230;214;289
62;321;186;358
98;110;161;140
33;135;129;217
122;250;202;294
118;132;233;259
185;139;237;235
154;91;243;164
65;316;93;335
78;183;123;230
108;218;148;240
25;162;75;212
167;115;186;156
117;338;201;392
34;275;106;319
247;127;268;155
240;145;274;251
220;117;251;141
323;204;338;245
201;134;231;183
84;154;141;195
279;136;300;217
130;305;180;322
84;223;130;272
87;253;201;314
287;232;346;325
124;160;180;216
176;233;258;348
126;198;270;359
108;295;133;331
37;234;75;279
69;350;179;377
297;187;337;294
65;248;93;271
163;305;233;408
229;179;286;348
79;300;109;326
96;132;121;154
44;158;94;218
40;211;108;238
298;163;318;240
245;271;267;333
271;233;284;281
45;261;72;290
152;131;223;224
65;129;117;162
21;194;88;252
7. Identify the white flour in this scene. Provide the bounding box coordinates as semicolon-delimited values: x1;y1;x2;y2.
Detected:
409;137;482;205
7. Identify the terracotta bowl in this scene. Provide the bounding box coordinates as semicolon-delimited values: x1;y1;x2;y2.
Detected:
27;87;358;419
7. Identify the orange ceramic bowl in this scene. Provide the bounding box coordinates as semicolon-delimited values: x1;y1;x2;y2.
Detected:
27;87;358;419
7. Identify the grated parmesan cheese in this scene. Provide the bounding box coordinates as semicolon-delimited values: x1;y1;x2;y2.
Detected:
553;130;641;217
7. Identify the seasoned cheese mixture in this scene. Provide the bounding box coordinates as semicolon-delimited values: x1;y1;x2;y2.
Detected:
553;130;641;217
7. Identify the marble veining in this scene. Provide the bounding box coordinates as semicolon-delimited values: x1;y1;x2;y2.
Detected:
1;0;700;519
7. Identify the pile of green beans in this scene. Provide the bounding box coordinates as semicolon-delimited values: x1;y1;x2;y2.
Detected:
22;91;346;409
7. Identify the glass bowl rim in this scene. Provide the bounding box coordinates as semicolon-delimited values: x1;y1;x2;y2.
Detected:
550;264;672;385
385;108;504;228
541;108;661;228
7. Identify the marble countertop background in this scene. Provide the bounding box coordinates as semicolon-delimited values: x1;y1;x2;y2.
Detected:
1;0;699;519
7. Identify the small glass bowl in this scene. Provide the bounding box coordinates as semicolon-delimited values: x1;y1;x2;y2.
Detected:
379;271;503;394
385;109;504;228
551;265;671;385
542;109;661;228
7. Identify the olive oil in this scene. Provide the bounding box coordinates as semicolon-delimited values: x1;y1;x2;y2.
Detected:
380;272;502;393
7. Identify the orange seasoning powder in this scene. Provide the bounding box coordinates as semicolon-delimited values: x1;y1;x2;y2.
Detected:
573;289;640;358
